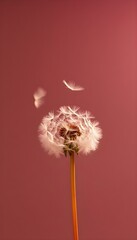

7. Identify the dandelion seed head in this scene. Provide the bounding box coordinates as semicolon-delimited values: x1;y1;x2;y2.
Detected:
39;106;102;157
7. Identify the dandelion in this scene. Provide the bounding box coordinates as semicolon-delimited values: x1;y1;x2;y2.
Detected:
39;106;102;157
39;106;102;240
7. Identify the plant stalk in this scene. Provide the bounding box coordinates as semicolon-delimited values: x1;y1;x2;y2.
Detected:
70;152;79;240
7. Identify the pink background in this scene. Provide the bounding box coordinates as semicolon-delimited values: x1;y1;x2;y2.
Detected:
0;0;137;239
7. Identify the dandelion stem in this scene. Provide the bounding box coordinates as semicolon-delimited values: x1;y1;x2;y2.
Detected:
70;152;79;240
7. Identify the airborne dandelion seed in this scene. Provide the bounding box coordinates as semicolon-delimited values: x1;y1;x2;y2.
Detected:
63;80;84;91
33;87;46;108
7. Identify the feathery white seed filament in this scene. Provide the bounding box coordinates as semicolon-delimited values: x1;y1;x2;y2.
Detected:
33;87;47;108
63;80;84;91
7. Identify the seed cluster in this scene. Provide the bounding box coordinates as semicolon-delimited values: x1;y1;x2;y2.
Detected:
59;125;81;156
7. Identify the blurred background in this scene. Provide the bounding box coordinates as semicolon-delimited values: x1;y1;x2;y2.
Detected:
0;0;137;239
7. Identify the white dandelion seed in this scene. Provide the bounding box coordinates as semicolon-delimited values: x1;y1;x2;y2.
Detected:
38;106;102;157
63;80;84;91
33;87;47;108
